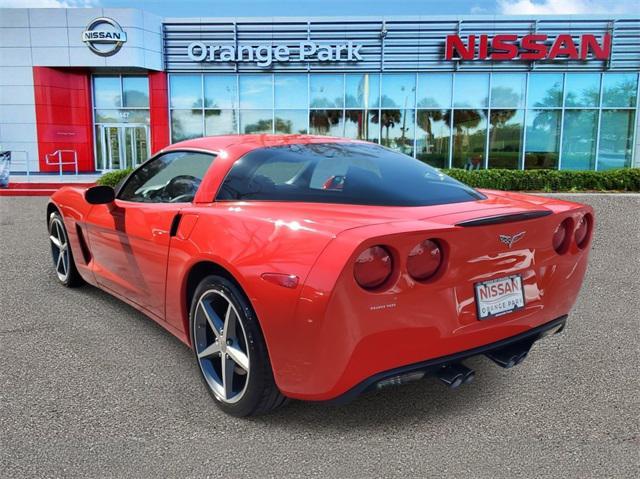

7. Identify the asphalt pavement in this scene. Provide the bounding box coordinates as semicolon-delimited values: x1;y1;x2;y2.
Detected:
1;194;638;478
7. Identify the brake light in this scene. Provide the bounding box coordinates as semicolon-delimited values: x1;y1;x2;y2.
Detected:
575;213;592;249
354;246;393;290
407;239;443;281
552;219;572;254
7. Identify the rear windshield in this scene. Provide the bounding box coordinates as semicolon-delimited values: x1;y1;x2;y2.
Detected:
216;142;484;206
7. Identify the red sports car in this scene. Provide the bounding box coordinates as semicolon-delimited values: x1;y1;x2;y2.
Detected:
47;135;594;416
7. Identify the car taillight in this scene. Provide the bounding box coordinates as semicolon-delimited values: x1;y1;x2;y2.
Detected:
354;246;393;290
575;213;592;249
552;219;572;254
407;239;442;281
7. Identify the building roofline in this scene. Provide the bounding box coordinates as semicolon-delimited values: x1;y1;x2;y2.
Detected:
162;13;640;23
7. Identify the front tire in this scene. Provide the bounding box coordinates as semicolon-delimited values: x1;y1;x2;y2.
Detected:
48;211;83;287
189;275;288;417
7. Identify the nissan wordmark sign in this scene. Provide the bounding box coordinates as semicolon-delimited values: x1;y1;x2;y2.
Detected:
187;41;363;67
445;33;611;61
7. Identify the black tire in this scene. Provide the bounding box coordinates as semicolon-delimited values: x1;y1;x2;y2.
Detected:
48;211;84;287
189;275;288;417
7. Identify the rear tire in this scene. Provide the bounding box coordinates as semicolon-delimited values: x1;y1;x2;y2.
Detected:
48;211;83;287
189;275;288;417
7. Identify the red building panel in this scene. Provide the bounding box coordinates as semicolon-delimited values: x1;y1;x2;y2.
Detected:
33;67;95;173
149;71;170;154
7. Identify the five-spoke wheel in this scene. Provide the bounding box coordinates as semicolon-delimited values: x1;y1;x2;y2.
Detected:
49;215;70;282
193;289;251;404
48;211;82;287
190;275;288;416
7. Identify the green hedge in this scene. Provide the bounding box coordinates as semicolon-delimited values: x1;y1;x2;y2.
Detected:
97;168;133;188
443;168;640;192
96;166;640;192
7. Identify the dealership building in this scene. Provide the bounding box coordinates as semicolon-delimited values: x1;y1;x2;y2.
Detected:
0;7;639;175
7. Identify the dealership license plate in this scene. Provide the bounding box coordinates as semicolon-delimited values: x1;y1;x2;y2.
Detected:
474;274;525;320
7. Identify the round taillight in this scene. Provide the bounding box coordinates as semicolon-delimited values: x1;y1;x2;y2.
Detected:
552;219;571;254
354;246;393;290
407;239;443;281
575;214;592;249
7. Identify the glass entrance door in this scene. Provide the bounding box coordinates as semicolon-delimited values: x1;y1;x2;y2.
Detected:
97;124;149;170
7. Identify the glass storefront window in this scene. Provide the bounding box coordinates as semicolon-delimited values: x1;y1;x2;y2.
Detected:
170;75;202;109
205;110;238;135
565;73;601;108
379;109;414;156
597;109;635;170
525;109;561;169
94;76;121;108
94;75;150;171
345;74;380;109
491;73;526;108
381;74;416;109
240;110;273;133
527;73;564;108
602;73;638;108
122;76;149;108
561;109;598;170
204;76;237;109
171;110;203;142
454;73;489;108
452;109;487;169
344;110;380;142
488;109;523;169
417;73;452;109
162;72;638;172
274;110;308;134
275;75;308;109
310;75;343;108
309;110;344;136
239;75;273;109
416;110;450;168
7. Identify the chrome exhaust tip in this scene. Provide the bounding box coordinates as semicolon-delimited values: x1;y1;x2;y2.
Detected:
485;340;534;369
436;363;475;389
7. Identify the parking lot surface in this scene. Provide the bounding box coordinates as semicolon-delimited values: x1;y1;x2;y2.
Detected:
1;194;639;478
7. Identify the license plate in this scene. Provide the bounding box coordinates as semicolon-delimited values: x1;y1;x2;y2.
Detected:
474;274;525;320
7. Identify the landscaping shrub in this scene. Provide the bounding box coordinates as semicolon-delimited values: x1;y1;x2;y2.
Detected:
96;166;640;192
96;168;133;188
443;168;640;192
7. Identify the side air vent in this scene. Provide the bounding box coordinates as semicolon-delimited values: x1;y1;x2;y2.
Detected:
75;224;92;264
456;210;552;227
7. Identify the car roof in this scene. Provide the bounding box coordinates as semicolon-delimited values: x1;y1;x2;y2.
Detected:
163;134;359;153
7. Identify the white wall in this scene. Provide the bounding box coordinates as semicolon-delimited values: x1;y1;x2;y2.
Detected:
0;8;163;173
0;9;37;173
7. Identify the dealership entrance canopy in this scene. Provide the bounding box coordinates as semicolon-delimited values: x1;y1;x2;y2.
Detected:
1;8;639;175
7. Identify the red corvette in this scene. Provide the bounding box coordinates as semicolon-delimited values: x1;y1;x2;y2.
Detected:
47;135;594;416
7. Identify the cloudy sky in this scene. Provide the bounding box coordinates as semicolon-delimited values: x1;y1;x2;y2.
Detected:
0;0;637;17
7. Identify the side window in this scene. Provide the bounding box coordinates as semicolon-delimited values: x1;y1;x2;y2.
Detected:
118;151;215;203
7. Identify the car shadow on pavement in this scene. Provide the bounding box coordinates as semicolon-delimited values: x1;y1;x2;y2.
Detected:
78;282;513;430
249;356;510;430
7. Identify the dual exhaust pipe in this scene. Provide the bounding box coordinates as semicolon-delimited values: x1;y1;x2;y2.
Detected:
436;339;535;388
436;363;475;388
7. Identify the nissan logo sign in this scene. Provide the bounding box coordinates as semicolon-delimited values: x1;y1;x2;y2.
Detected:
82;18;127;57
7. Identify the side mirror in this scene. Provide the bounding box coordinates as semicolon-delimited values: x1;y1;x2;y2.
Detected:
85;185;115;205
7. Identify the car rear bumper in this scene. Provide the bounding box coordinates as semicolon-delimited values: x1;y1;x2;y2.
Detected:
325;314;567;405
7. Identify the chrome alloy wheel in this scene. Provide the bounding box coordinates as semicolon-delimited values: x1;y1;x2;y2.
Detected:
49;216;70;282
193;289;251;404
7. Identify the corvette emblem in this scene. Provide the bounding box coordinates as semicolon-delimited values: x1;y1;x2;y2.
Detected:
499;231;526;248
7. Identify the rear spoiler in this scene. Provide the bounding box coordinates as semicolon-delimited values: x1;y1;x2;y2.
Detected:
455;210;552;227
